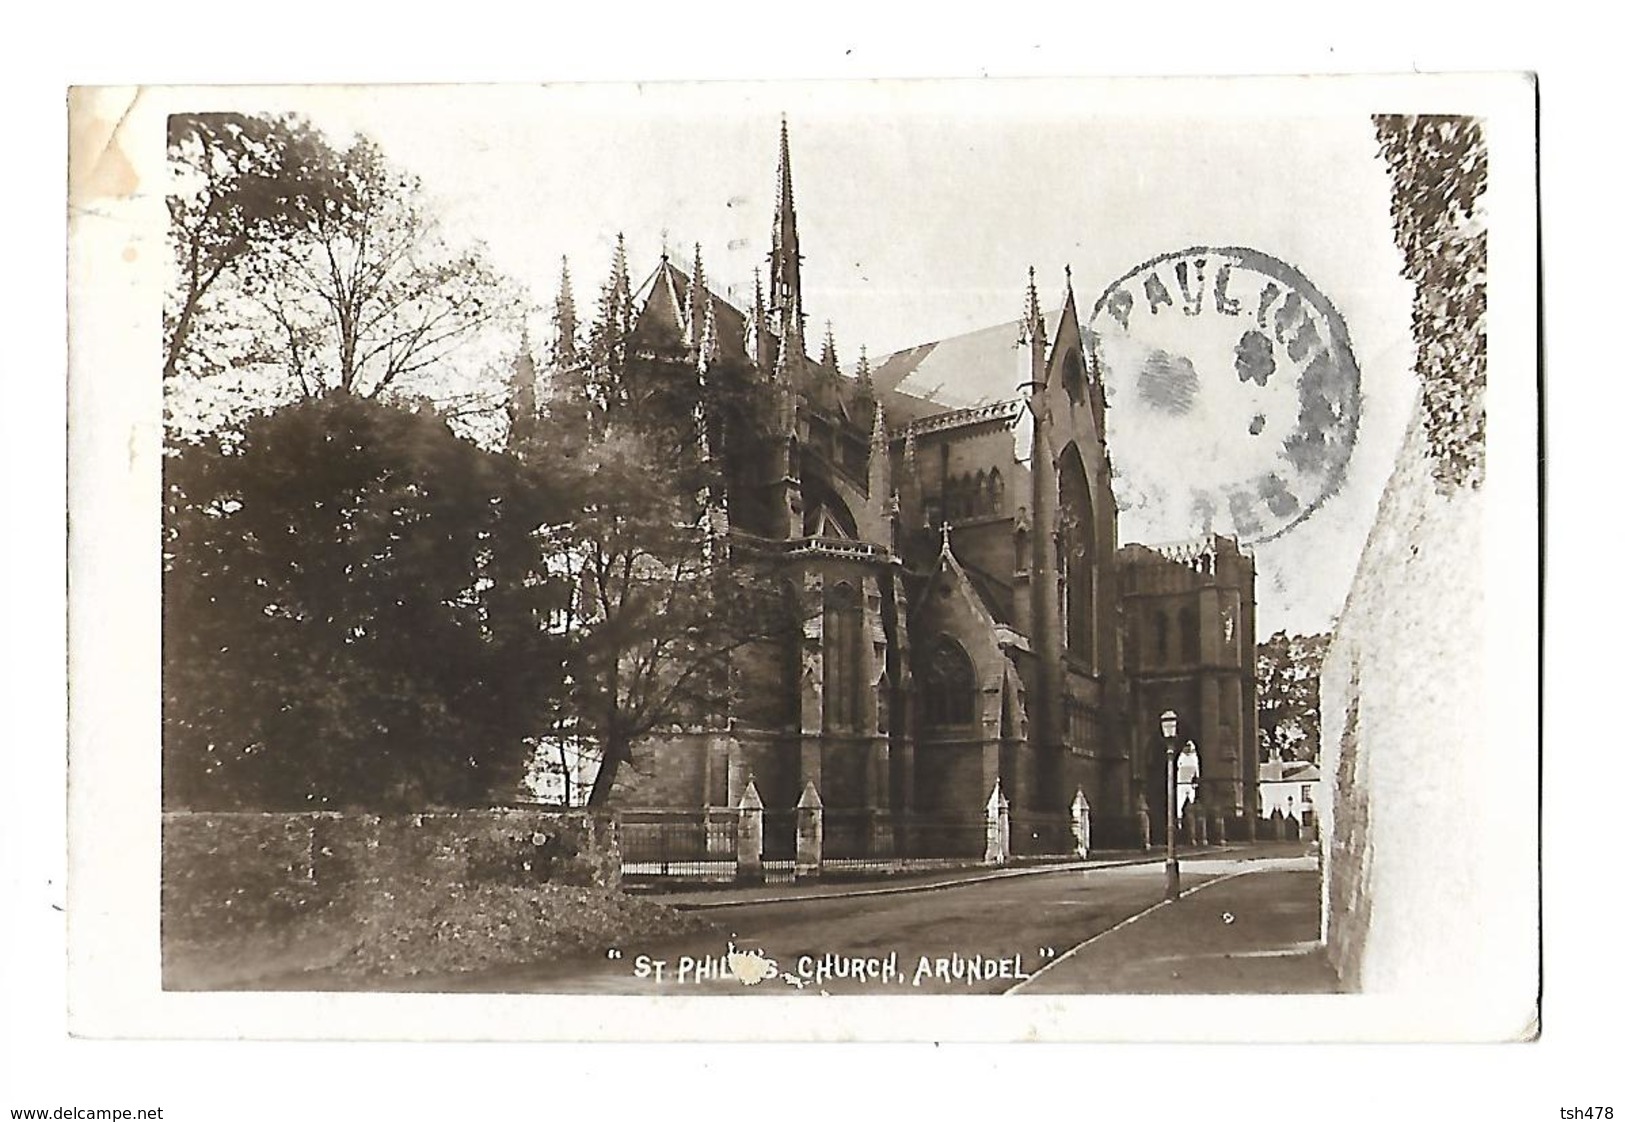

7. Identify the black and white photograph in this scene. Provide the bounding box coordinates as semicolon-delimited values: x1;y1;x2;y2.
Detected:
61;73;1537;1049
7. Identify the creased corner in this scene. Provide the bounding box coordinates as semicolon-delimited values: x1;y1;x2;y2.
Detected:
67;86;145;215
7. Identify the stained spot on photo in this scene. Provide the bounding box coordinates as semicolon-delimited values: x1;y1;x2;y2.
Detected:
1235;329;1275;387
1138;348;1199;415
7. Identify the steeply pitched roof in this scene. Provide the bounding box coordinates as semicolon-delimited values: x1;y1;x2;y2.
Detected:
632;260;751;363
959;561;1017;628
867;312;1062;417
1260;759;1321;783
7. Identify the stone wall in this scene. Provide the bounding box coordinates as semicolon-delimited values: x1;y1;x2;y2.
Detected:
1319;407;1534;1016
912;740;989;813
162;809;620;943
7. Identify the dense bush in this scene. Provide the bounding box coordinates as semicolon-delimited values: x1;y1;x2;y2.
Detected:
163;395;572;811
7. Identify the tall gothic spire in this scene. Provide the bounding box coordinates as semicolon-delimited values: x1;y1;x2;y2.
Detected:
769;116;805;365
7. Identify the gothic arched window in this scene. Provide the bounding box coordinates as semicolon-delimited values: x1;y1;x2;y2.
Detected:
989;468;1005;514
1180;607;1200;664
922;638;977;727
1062;350;1085;405
876;670;890;735
823;582;864;731
1154;612;1170;666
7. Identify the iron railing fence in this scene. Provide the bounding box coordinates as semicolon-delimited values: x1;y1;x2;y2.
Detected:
619;810;739;881
818;812;988;876
618;807;1163;882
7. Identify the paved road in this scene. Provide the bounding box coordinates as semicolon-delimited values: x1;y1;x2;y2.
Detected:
395;852;1308;996
1012;857;1336;994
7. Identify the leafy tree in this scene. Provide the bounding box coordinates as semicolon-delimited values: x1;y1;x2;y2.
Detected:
1256;630;1330;763
248;136;520;402
165;115;521;442
162;394;572;811
164;112;353;381
1373;115;1487;493
518;409;793;807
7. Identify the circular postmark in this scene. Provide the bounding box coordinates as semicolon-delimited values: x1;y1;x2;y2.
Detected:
1087;247;1361;545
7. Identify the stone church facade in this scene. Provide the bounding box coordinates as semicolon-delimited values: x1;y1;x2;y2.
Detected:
526;123;1260;853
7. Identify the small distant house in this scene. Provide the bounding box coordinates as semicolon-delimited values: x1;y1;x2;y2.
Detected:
1258;757;1321;825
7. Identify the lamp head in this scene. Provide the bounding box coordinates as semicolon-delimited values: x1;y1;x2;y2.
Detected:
1160;710;1178;740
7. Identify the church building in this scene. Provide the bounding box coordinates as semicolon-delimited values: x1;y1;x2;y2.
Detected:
519;122;1260;855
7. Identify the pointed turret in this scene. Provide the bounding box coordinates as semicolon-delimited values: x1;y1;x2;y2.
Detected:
1021;265;1048;384
588;234;635;417
869;396;888;451
507;326;540;450
543;257;594;418
685;243;708;350
611;234;634;357
854;344;874;400
747;266;770;370
820;320;839;372
897;424;923;530
866;397;892;536
610;233;632;311
768;116;806;370
552;256;579;367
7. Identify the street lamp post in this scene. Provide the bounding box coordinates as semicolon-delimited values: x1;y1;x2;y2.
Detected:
1161;710;1180;901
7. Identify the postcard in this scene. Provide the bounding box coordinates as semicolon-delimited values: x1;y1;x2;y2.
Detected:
65;74;1538;1041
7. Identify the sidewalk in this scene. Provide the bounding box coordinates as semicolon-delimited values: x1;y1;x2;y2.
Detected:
1010;854;1342;994
631;840;1312;910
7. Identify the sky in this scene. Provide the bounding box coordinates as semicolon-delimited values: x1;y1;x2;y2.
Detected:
168;81;1418;634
